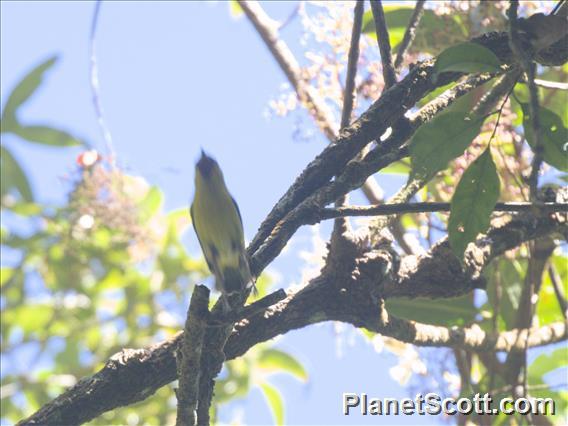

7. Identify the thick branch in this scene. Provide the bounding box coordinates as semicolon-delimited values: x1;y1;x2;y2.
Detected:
175;285;210;426
19;211;566;425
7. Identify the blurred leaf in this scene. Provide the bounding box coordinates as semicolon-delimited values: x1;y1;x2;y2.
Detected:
537;254;568;324
386;295;476;326
1;55;58;125
10;124;83;147
228;0;243;18
362;7;465;54
1;145;33;202
521;104;568;172
379;160;410;175
258;349;308;382
139;186;164;222
448;148;500;258
0;267;15;287
10;202;42;216
409;112;485;179
260;382;284;426
485;258;525;329
433;42;501;79
529;347;568;380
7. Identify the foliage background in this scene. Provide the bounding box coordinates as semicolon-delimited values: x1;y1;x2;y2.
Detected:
1;1;566;425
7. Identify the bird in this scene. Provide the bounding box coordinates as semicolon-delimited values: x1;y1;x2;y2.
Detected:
190;150;253;310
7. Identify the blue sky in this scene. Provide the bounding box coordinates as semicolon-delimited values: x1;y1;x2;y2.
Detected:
4;2;562;425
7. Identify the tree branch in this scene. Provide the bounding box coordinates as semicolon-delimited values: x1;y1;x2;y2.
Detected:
18;210;567;425
394;0;426;71
175;285;210;426
238;0;386;210
320;201;568;220
369;0;397;89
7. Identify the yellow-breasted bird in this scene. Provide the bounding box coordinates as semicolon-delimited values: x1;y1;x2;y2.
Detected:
190;150;253;309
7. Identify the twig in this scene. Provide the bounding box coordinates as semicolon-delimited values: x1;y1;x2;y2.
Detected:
548;264;568;319
320;201;568;220
175;285;210;426
89;0;115;164
332;0;365;238
533;78;568;90
394;0;426;72
369;0;397;89
238;0;386;227
507;1;542;200
208;289;287;325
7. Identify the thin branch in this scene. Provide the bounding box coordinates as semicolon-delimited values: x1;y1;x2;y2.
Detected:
320;201;568;220
369;0;397;89
548;264;568;319
394;0;426;71
340;2;364;130
175;285;210;426
250;72;497;275
209;289;287;325
332;0;365;237
238;0;386;225
247;27;537;259
89;0;115;163
533;78;568;90
507;1;542;199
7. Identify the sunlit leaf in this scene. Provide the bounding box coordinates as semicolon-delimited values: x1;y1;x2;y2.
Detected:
386;295;476;326
521;104;568;172
260;382;284;426
0;267;15;288
10;125;83;147
362;7;466;54
409;112;486;179
228;0;243;18
139;186;164;222
1;146;33;202
529;347;568;380
1;55;58;124
257;349;308;382
448;148;500;258
379;160;410;175
434;42;501;79
10;202;42;216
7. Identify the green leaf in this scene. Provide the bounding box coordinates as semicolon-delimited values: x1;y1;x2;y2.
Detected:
409;112;486;179
10;202;42;216
362;7;466;54
529;347;568;380
485;258;525;329
1;146;33;202
0;267;15;288
386;295;476;326
448;148;500;258
260;383;284;426
1;56;58;123
521;104;568;172
228;0;243;18
379;160;410;175
139;186;164;221
433;42;501;79
10;124;83;147
257;349;308;382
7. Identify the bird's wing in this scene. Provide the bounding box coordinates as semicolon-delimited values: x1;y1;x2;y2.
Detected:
190;203;214;273
231;196;243;228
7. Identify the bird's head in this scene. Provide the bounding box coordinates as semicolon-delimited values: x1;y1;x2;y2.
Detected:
195;149;226;190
